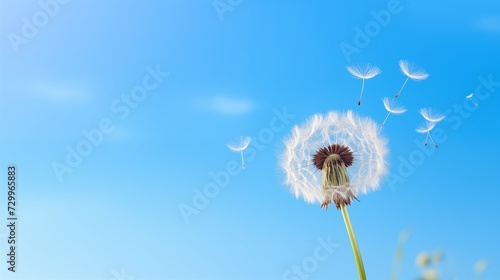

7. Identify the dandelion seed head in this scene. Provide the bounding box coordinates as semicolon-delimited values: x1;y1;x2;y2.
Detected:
313;144;354;170
347;64;381;80
399;60;429;81
422;269;439;280
382;97;407;114
416;252;431;268
419;108;445;123
280;111;388;206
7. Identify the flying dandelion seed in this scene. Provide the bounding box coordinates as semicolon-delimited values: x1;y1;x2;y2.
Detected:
466;92;479;106
395;60;429;98
227;136;251;169
419;108;445;123
280;111;388;280
346;63;381;106
381;97;407;128
417;108;445;147
416;121;437;147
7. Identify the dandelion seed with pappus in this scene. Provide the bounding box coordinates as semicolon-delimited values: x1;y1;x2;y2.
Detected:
280;111;388;280
416;121;437;147
395;60;429;98
466;93;479;106
381;97;407;129
228;136;251;169
416;108;445;147
347;63;381;106
419;108;445;123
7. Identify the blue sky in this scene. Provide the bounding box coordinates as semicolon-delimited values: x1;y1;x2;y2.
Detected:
1;0;499;279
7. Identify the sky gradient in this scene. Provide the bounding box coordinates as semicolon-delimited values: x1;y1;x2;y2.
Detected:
1;0;499;279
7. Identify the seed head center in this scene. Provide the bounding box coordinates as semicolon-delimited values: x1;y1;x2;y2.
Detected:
313;144;354;170
316;145;357;210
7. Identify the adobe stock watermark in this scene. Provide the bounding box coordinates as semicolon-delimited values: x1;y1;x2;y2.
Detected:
7;0;70;53
281;236;340;280
51;65;169;182
213;0;242;21
110;268;136;280
386;74;499;190
178;107;295;225
339;0;403;63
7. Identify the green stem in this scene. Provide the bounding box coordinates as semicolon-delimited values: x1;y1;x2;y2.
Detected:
389;230;410;280
340;204;366;280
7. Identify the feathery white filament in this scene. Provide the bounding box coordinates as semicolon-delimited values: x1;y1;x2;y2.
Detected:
228;136;251;168
416;121;436;133
419;108;445;123
347;64;381;106
280;111;388;205
395;60;428;98
227;136;251;151
381;97;407;128
347;64;381;80
398;60;429;81
383;97;407;114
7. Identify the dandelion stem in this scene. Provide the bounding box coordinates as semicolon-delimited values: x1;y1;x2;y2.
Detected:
395;76;409;98
389;231;410;280
358;79;365;106
240;150;245;169
428;132;438;147
381;111;392;129
340;204;366;280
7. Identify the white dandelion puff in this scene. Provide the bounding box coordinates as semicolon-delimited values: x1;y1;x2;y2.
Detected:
227;136;251;169
280;110;388;207
381;97;407;128
466;92;479;106
419;108;445;123
395;60;429;98
416;121;437;147
347;63;381;106
280;110;388;279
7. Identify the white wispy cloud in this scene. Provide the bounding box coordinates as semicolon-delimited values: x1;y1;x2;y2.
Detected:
104;124;131;143
195;95;255;115
27;81;90;103
476;16;500;32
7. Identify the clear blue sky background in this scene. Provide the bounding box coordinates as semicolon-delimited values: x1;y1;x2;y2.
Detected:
1;0;499;279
